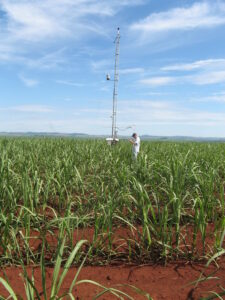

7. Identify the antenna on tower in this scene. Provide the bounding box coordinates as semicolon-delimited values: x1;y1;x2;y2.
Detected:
106;27;120;146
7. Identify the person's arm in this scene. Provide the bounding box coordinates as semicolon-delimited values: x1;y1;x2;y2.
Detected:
129;139;135;144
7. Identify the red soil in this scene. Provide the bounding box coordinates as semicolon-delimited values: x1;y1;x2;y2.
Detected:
18;223;219;256
1;225;224;299
1;259;225;299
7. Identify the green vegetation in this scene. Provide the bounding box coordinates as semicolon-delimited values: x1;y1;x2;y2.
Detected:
0;138;224;265
0;137;224;298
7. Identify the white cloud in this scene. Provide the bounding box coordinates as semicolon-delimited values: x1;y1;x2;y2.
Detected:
56;80;84;87
117;100;225;126
1;99;225;136
1;1;67;42
191;92;225;103
139;76;177;86
139;72;225;87
142;58;225;86
91;59;111;72
25;49;67;70
19;74;39;87
91;61;144;75
162;59;225;72
0;0;143;44
145;92;170;96
193;71;225;85
80;108;112;114
119;68;144;74
0;1;106;44
130;2;225;33
0;0;144;67
119;100;171;110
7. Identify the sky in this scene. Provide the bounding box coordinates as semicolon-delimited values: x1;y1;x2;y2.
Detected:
0;0;225;137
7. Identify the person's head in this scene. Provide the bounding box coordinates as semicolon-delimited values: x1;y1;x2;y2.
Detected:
132;133;137;139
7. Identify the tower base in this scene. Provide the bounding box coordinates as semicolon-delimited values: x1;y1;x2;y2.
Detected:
106;138;119;145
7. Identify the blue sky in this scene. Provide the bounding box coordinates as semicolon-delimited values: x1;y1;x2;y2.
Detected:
0;0;225;137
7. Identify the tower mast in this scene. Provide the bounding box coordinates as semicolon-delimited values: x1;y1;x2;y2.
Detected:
112;27;120;141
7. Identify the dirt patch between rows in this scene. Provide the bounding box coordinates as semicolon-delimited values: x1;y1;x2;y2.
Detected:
1;259;225;299
1;224;224;299
17;223;219;256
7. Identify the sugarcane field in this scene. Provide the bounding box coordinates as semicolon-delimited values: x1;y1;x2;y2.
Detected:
0;1;225;299
0;138;224;299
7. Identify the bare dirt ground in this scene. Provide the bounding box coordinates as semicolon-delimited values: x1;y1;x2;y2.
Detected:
1;259;225;299
1;224;224;299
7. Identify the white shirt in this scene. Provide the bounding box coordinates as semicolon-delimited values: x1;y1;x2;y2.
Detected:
132;136;140;153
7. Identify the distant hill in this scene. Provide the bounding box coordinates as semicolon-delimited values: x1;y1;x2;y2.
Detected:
0;132;225;142
0;132;89;137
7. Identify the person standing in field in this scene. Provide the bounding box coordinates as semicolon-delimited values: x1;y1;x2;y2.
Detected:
129;133;140;160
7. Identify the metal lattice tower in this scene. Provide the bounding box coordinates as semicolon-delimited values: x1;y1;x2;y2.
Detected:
112;27;120;140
